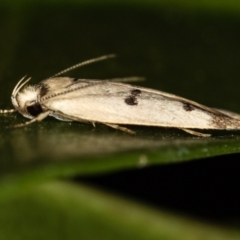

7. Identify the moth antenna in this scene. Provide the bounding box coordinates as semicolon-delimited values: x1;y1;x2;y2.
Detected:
12;76;32;98
1;76;31;114
12;75;27;95
107;76;145;83
50;54;117;78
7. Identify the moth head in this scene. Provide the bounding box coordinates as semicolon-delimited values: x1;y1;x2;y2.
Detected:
11;76;43;119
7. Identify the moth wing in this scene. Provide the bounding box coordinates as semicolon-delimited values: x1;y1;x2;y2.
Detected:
39;77;75;90
38;77;99;98
214;108;240;120
41;81;240;130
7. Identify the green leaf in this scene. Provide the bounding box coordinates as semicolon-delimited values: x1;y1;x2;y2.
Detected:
1;181;240;240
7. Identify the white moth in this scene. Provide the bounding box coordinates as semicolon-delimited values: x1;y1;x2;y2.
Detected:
1;54;240;137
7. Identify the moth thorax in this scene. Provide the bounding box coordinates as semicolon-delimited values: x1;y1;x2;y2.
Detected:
12;85;42;119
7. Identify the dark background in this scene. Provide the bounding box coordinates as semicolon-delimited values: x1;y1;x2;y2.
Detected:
1;3;240;237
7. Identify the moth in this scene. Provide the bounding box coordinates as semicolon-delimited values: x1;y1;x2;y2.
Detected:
1;54;240;137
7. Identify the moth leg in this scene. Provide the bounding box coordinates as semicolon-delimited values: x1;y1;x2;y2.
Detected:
104;123;135;135
0;109;16;114
11;111;50;128
181;128;211;137
92;122;96;128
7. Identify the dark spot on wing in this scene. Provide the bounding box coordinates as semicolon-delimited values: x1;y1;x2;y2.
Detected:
183;102;195;111
27;103;43;117
125;96;138;105
72;78;79;82
131;89;141;96
39;83;49;97
124;89;141;106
